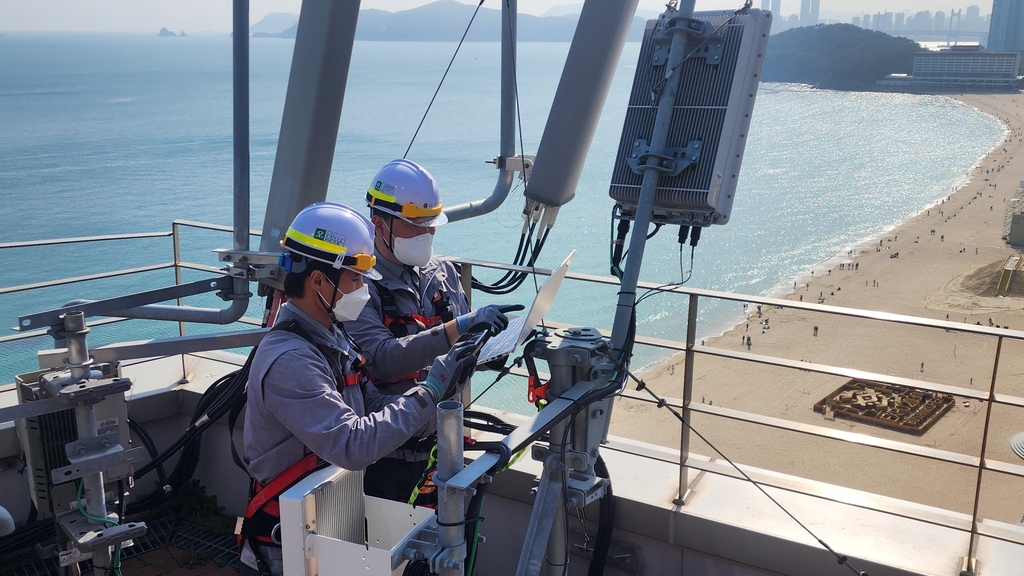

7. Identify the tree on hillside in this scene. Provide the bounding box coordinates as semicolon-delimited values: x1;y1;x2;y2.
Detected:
761;24;920;90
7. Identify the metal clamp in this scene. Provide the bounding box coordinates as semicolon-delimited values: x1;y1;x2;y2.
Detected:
651;17;724;66
59;514;148;553
40;373;132;404
530;445;590;472
627;139;703;177
488;154;536;182
215;249;286;281
50;432;144;485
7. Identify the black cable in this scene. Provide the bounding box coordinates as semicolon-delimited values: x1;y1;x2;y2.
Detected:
558;420;573;576
401;559;433;576
0;519;54;556
128;351;254;515
646;223;663;240
589;456;614;576
635;246;695;307
129;418;166;488
464;480;489;575
475;227;551;295
403;0;485;159
610;360;866;576
467;363;514;408
472;0;557;298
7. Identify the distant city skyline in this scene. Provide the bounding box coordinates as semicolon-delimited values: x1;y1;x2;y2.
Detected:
0;0;997;32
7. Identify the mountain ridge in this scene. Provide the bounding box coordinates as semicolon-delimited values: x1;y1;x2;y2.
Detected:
251;1;648;42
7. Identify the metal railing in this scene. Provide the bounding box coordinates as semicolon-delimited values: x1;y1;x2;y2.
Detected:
448;255;1024;561
2;222;1024;562
0;220;263;346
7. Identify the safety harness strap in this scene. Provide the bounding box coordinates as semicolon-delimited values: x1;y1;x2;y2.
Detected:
237;453;328;551
372;279;451;338
234;317;364;556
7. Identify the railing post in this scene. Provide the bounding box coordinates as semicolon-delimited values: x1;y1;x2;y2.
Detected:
172;222;185;337
962;336;1003;576
459;263;473;405
675;293;699;505
460;262;472;308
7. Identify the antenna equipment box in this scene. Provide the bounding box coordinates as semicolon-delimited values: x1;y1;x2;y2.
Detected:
609;9;772;227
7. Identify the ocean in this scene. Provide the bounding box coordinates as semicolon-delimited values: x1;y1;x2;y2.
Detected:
0;33;1006;411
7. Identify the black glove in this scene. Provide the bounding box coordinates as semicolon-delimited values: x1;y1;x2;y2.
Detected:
455;304;526;336
421;334;480;403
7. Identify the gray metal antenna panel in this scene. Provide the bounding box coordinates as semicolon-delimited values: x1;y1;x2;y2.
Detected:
609;9;772;227
258;0;362;256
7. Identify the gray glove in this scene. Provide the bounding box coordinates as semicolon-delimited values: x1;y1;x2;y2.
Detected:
455;304;525;336
420;337;479;404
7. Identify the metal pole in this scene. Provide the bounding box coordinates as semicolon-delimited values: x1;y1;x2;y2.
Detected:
609;2;695;362
63;312;112;571
172;222;185;337
675;294;698;505
258;0;363;256
233;0;250;254
436;400;466;576
443;0;516;223
63;312;91;381
964;336;1003;571
542;351;575;576
522;0;640;209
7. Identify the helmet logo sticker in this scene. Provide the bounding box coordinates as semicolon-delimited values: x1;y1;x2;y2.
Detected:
313;227;347;247
374;180;396;195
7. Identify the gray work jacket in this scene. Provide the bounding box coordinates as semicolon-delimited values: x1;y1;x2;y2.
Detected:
242;303;435;486
344;254;469;395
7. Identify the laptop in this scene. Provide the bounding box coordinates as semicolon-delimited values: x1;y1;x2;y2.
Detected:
476;250;575;364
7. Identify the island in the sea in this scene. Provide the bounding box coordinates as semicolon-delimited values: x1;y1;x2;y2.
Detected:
158;27;176;37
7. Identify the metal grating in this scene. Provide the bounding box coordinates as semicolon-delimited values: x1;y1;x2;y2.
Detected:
609;9;771;227
169;522;242;570
0;520;164;576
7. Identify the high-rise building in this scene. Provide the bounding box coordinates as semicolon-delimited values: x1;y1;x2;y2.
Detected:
895;13;905;30
880;12;894;31
800;0;811;25
910;11;932;31
966;5;981;23
989;0;1024;54
761;0;770;11
810;0;820;25
934;10;946;30
852;16;861;27
771;0;782;18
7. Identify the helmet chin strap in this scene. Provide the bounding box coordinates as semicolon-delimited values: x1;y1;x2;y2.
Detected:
380;215;419;272
382;217;409;269
315;271;342;319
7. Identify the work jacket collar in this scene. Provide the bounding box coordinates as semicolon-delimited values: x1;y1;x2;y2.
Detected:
374;248;410;281
275;302;347;354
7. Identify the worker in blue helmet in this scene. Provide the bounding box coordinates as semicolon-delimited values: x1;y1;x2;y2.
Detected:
238;202;479;576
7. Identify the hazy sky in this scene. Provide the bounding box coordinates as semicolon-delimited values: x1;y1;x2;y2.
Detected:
0;0;996;33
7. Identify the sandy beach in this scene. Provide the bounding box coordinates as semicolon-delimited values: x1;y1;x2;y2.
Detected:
609;93;1024;523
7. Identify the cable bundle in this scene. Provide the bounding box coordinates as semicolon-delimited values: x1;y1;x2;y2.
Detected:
127;346;255;515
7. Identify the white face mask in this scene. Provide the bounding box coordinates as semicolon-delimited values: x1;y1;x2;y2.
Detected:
392;232;434;267
324;283;370;323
